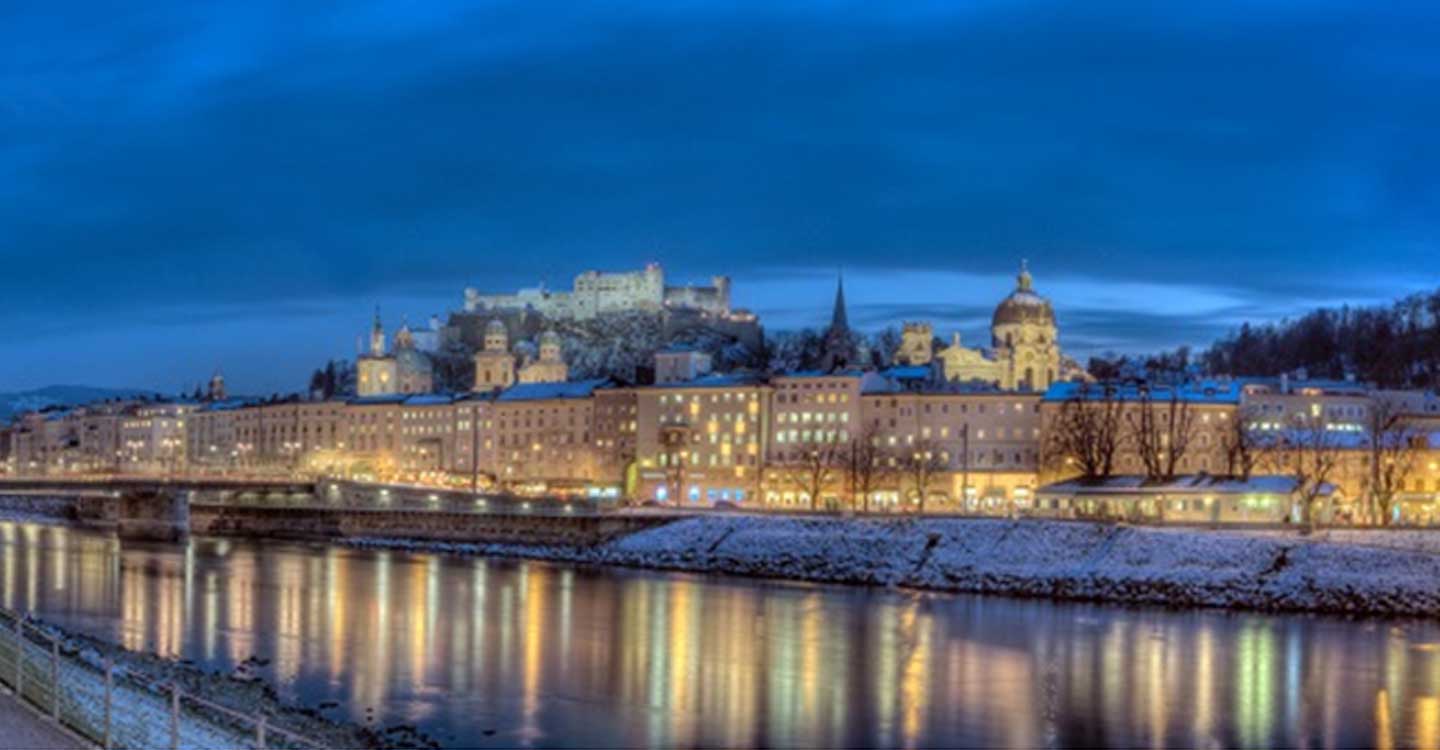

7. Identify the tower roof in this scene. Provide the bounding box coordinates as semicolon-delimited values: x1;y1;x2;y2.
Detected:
829;272;849;331
992;260;1055;327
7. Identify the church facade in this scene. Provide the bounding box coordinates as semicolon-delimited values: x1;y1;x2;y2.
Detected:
896;262;1066;392
473;321;570;391
357;311;435;397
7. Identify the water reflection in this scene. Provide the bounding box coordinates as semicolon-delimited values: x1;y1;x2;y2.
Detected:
2;520;1440;748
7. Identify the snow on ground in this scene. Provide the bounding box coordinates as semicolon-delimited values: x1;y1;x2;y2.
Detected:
350;516;1440;618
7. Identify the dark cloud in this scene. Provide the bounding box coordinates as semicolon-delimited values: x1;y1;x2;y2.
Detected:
2;0;1437;390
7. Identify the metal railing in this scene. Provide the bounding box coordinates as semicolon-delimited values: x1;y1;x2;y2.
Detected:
0;607;324;749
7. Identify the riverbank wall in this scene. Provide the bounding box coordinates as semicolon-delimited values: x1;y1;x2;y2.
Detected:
190;503;677;546
346;515;1440;618
0;492;676;546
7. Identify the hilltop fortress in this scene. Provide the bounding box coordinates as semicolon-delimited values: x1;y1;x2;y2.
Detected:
463;262;738;321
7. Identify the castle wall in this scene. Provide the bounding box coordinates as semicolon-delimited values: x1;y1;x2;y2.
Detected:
464;265;733;321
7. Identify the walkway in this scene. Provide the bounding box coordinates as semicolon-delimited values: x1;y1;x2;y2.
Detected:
0;690;85;749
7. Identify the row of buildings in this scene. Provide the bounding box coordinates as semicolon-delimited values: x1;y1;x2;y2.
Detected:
6;266;1440;524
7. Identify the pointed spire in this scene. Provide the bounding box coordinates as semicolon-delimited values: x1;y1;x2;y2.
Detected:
1017;259;1033;292
830;270;849;330
369;304;386;357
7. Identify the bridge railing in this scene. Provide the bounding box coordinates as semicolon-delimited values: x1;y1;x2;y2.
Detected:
0;607;326;749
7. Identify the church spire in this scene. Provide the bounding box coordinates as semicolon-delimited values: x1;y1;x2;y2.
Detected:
1017;259;1033;292
369;305;386;357
820;270;856;372
830;271;849;330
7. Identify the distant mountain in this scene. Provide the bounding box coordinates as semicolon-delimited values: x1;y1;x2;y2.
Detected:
0;385;161;424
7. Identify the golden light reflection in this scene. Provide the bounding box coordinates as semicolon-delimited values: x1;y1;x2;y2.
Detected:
897;602;932;750
1377;688;1394;750
2;521;1440;749
2;524;15;610
1416;696;1438;750
1195;625;1215;746
276;554;304;685
520;564;546;744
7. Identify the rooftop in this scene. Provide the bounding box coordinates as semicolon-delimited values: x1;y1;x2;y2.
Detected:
496;378;614;402
1043;379;1242;404
1039;474;1336;496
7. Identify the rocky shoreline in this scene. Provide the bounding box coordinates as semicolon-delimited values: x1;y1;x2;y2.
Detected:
342;515;1440;619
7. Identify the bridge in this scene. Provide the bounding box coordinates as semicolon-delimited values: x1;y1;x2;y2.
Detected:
0;477;670;546
0;476;316;497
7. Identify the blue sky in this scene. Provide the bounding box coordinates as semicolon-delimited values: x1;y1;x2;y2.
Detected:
2;1;1437;393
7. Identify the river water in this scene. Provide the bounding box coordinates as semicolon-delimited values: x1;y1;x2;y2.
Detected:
2;520;1439;748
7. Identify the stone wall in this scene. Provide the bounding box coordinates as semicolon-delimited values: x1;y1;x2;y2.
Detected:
190;504;675;546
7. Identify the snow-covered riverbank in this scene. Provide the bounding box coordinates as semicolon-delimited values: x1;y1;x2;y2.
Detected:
348;516;1440;618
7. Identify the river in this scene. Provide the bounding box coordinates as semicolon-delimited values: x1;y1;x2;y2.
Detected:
1;519;1438;748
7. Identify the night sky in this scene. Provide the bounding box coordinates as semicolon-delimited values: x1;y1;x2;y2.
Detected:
3;1;1437;393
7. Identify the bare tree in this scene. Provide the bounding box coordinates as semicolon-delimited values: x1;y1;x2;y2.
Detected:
1045;382;1126;480
901;437;948;514
1366;397;1420;525
1125;385;1198;480
1221;404;1262;480
1262;417;1342;532
841;423;893;513
780;438;845;510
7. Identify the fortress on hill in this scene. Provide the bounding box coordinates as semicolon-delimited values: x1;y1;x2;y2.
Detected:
463;263;737;321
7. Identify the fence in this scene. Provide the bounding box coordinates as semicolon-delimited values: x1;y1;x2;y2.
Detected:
0;607;324;750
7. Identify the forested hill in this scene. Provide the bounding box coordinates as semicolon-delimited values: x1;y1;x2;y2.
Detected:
1199;289;1440;388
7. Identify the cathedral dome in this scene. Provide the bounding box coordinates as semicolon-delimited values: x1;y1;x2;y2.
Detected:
991;261;1055;328
396;346;429;371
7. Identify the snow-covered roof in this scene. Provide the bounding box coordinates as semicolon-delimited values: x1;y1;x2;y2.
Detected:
496;378;613;402
1238;376;1370;395
1043;379;1241;404
880;366;932;381
774;368;876;382
1039;474;1338;496
655;373;766;389
403;394;457;406
199;398;255;412
347;394;410;406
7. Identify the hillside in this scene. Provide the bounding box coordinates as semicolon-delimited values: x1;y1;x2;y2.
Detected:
0;385;160;423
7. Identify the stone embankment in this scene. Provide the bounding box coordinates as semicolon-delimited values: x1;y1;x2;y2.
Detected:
190;503;674;546
349;515;1440;618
